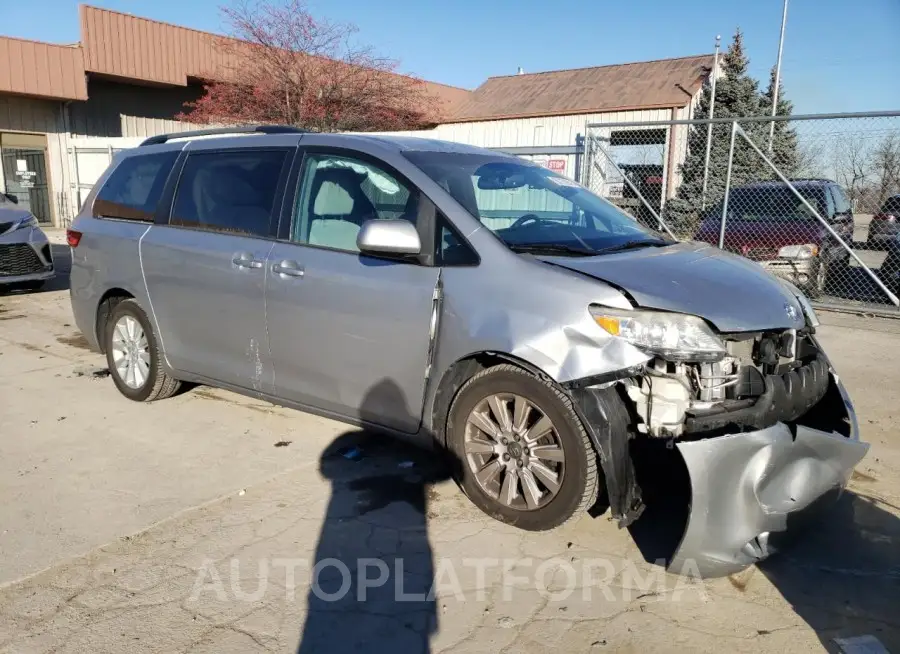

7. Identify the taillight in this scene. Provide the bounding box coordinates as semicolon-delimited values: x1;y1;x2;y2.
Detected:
66;229;82;247
874;213;897;223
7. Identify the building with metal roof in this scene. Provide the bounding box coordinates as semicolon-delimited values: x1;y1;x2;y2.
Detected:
0;4;713;226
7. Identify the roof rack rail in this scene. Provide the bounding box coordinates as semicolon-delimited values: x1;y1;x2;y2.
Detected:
140;125;307;146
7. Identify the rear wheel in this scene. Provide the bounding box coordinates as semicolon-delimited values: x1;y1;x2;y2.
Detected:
105;299;180;402
446;364;599;531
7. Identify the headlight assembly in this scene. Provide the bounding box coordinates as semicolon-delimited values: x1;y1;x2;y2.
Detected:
12;215;38;231
778;244;818;259
590;306;726;361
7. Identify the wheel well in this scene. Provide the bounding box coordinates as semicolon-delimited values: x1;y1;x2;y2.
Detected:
429;352;552;447
95;289;134;353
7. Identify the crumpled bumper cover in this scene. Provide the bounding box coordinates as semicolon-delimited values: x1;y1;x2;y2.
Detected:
670;377;868;577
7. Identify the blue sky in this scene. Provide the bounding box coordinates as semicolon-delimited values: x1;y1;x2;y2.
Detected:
3;0;898;114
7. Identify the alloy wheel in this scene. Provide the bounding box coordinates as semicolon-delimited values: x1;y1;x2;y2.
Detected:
463;393;565;511
110;315;150;389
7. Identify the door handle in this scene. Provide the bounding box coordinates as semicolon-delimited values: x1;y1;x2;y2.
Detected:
232;253;263;269
272;260;305;278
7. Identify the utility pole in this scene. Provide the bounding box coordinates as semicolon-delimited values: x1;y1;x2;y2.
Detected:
700;35;721;210
767;0;789;153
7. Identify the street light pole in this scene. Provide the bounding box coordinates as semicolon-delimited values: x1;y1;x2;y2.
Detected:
700;34;721;210
767;0;789;153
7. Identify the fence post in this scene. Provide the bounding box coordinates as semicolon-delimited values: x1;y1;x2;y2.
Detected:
581;133;591;187
587;135;678;240
574;134;583;184
718;121;738;249
70;147;82;211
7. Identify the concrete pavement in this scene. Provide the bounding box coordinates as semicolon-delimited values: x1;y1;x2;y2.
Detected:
0;250;897;653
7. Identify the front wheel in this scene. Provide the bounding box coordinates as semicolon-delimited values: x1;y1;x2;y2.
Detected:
446;364;600;531
104;299;181;402
804;259;829;299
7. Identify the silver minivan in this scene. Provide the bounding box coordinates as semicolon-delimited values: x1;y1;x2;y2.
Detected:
69;126;868;576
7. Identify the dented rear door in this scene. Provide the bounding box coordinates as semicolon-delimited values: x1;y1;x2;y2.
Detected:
140;145;291;395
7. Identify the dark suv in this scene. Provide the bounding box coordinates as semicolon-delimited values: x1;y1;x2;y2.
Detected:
695;179;854;297
867;194;900;247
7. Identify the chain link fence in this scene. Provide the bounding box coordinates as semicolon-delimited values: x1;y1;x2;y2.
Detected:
583;111;900;313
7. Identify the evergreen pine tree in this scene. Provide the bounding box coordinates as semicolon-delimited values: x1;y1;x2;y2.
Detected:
665;29;767;233
760;65;800;174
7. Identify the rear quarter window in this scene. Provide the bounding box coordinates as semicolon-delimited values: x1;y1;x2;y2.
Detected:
93;151;178;221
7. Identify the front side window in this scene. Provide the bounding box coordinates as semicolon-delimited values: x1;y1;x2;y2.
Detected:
404;151;667;256
292;154;415;253
716;186;829;222
170;150;287;237
93;151;178;221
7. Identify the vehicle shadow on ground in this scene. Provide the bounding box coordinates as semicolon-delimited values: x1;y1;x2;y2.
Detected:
760;490;900;653
823;255;896;306
43;243;72;292
296;379;460;654
625;439;691;566
626;440;900;652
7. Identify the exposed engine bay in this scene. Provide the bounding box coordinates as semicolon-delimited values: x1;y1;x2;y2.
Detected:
569;326;866;577
623;329;832;438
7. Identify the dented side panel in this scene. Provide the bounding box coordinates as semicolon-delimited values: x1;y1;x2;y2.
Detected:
423;255;650;433
141;226;275;395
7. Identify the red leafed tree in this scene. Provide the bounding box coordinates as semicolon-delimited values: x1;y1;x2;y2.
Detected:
178;0;439;132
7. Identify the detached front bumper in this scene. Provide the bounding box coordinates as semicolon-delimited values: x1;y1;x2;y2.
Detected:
669;369;868;577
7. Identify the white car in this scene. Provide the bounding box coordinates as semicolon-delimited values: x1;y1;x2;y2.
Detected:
0;193;54;290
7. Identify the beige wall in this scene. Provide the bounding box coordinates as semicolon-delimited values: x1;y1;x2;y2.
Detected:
0;94;71;226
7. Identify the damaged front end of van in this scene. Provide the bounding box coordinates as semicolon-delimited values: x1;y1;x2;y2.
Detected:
549;248;869;578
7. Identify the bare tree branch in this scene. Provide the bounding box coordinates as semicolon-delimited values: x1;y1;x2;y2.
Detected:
178;0;439;131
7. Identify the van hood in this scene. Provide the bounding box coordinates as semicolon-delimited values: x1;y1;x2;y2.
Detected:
540;241;807;332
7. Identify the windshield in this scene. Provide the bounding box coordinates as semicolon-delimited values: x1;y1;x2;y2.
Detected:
404;151;669;255
708;186;828;222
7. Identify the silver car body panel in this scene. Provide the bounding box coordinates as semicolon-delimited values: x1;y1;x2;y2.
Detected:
0;214;55;284
265;240;440;433
668;338;867;577
140;227;276;395
541;241;807;332
67;132;868;578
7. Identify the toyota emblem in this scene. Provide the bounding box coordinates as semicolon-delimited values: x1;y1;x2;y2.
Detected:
785;303;799;321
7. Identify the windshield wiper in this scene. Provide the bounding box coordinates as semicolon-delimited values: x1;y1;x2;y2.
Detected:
593;239;670;255
507;243;596;257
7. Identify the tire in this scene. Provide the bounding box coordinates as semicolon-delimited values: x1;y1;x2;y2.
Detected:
104;298;180;402
19;280;45;292
446;364;599;531
805;259;828;299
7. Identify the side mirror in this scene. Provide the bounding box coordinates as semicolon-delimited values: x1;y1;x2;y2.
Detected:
357;219;421;256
